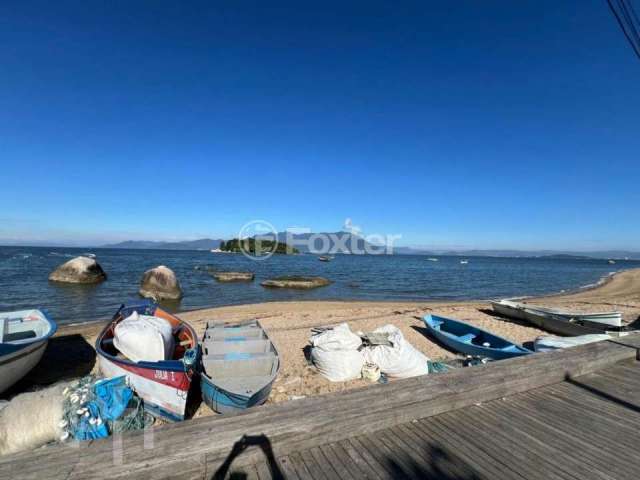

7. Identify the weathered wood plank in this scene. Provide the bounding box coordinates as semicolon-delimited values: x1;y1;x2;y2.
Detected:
0;341;636;480
308;446;340;480
489;398;640;479
447;408;581;480
277;456;301;480
338;438;385;480
319;444;357;480
415;416;529;480
477;403;616;480
287;452;314;480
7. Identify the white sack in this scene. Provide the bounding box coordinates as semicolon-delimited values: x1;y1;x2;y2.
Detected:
310;323;362;351
114;311;175;362
362;325;429;378
0;383;66;456
310;323;364;382
534;334;610;352
311;348;365;382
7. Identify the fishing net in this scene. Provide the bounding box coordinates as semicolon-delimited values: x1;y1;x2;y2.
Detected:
60;375;154;442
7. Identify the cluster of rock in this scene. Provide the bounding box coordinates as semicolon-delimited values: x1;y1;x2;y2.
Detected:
49;257;183;300
49;257;332;302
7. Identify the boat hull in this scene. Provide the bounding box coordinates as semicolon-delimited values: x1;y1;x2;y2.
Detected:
97;354;191;421
424;314;532;360
200;375;274;414
491;301;615;336
95;301;198;422
0;340;48;394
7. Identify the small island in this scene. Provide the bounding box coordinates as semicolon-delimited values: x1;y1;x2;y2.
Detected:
219;239;298;255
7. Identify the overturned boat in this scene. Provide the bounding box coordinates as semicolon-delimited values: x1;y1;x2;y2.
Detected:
0;309;57;393
491;299;623;336
200;319;280;414
95;301;199;421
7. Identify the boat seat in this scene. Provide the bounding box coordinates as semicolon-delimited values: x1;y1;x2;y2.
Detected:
203;325;264;342
213;375;273;396
458;333;476;343
203;339;272;356
203;351;278;379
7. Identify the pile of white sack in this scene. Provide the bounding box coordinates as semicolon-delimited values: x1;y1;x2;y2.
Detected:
114;311;174;362
310;323;429;382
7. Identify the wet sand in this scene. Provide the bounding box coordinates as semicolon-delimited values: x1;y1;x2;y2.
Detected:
8;268;640;418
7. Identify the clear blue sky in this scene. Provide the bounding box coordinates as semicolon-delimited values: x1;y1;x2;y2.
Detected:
1;1;638;250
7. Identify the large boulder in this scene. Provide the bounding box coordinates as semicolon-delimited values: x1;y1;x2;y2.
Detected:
261;276;331;289
211;271;254;282
48;256;106;284
139;265;183;300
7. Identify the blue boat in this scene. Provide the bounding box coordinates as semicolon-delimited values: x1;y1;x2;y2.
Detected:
0;309;57;393
423;314;532;360
200;319;280;414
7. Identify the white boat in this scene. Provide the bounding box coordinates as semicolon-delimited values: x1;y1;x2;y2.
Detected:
427;258;439;262
460;260;469;264
0;309;57;393
491;299;623;336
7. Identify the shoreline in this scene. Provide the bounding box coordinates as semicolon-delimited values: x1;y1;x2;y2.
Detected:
58;267;631;330
58;267;640;332
6;268;639;414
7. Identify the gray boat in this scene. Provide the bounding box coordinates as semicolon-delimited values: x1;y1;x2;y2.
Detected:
491;299;623;336
200;319;280;414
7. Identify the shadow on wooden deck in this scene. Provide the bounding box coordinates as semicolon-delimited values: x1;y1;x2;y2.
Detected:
565;373;640;413
214;435;284;480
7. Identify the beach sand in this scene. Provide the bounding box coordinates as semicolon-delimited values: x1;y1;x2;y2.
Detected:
9;268;640;419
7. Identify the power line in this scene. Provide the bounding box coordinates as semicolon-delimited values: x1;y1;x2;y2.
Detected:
607;0;640;61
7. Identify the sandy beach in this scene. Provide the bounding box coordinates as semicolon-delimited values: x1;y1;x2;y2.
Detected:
11;268;640;419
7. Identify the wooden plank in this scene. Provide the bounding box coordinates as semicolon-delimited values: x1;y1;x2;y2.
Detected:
309;446;340;480
477;403;617;480
414;415;531;480
448;407;582;480
516;389;640;450
254;461;272;480
490;397;640;479
376;429;436;479
287;453;314;480
337;438;385;480
300;449;329;480
320;444;358;480
354;434;408;479
607;334;640;352
228;464;259;480
277;456;301;480
1;341;636;480
545;382;640;427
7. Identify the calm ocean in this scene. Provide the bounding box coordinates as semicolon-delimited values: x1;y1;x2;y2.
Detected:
0;246;634;325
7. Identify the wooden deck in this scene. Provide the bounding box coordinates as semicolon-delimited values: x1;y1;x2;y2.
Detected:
227;359;640;480
1;335;639;480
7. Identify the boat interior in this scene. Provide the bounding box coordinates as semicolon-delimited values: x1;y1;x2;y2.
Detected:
431;317;516;349
100;307;197;361
0;310;52;344
201;321;279;395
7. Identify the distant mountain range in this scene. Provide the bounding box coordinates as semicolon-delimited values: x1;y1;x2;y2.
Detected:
102;236;640;260
103;239;225;250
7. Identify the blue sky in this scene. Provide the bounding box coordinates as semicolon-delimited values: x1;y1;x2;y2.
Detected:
1;1;639;250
